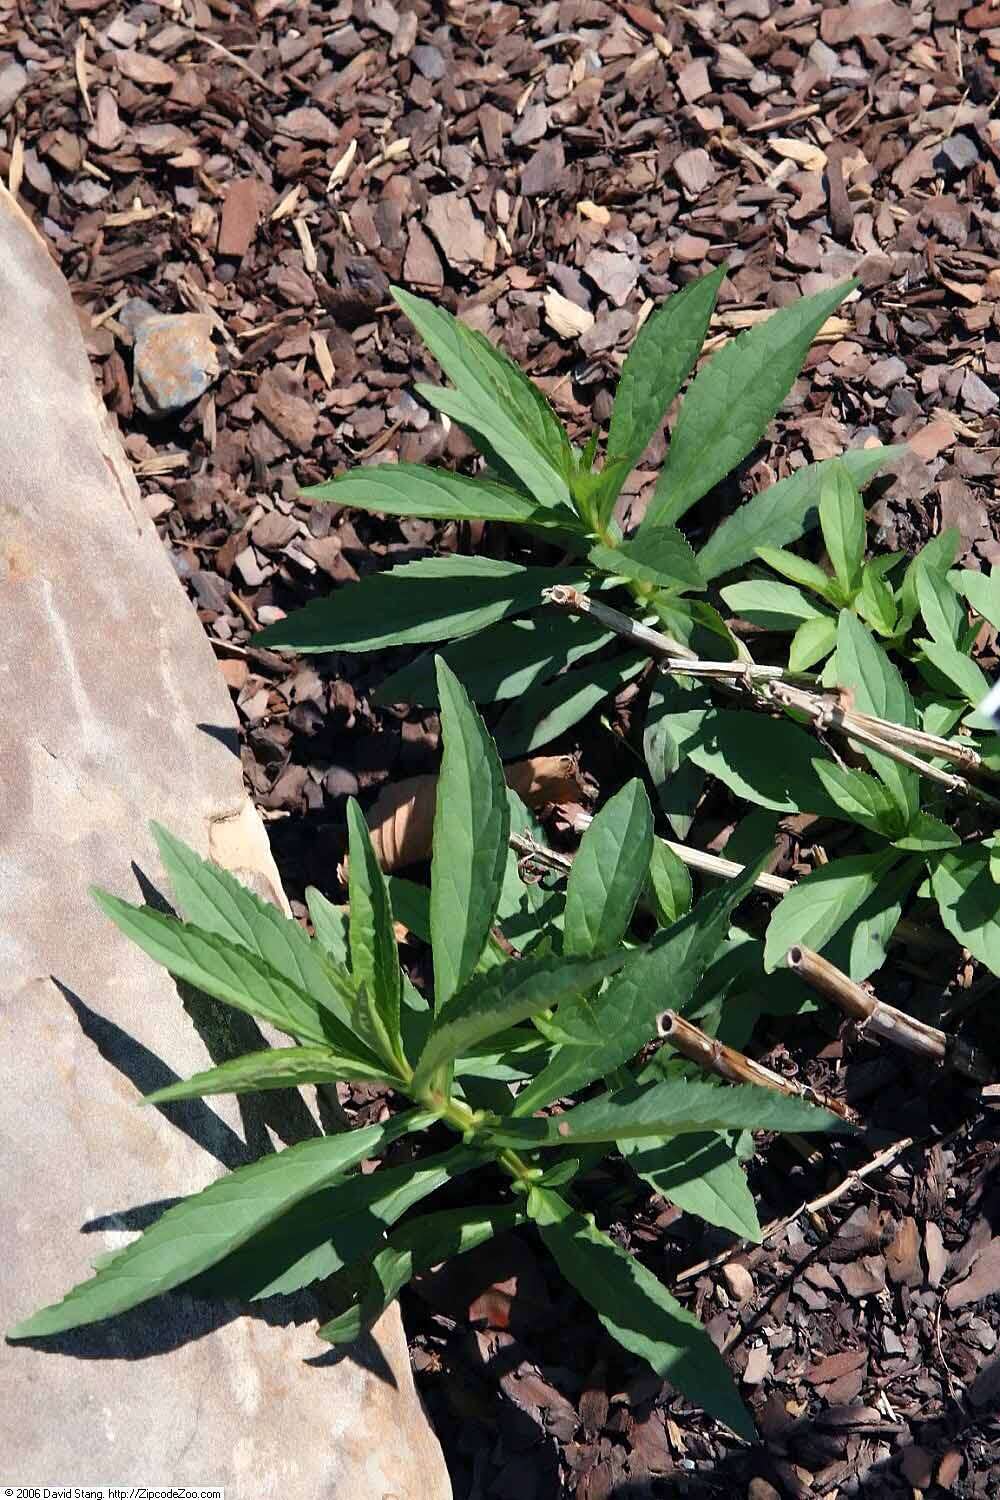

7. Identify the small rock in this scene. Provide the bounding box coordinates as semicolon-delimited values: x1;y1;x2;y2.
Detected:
0;61;28;120
132;312;219;417
867;356;907;391
425;191;487;269
672;232;711;262
274;106;339;144
961;369;998;415
584;248;641;307
580;307;634;355
252;511;299;552
411;43;445;79
511;104;549;147
403;225;444;289
673;148;716;197
722;1263;755;1305
936;134;980;175
521;139;564;197
118;297;160;339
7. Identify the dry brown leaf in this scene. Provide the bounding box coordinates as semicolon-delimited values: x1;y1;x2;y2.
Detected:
367;755;583;872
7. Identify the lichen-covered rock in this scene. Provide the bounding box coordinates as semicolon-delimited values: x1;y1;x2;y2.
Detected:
0;183;450;1500
132;309;220;416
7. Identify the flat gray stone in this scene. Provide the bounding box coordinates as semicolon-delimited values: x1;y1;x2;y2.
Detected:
0;184;450;1499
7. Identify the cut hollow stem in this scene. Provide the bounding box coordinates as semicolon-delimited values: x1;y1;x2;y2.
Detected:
657;1009;857;1122
785;944;992;1083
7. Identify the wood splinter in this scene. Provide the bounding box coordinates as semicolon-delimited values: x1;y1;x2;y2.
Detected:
656;1009;858;1123
786;944;992;1085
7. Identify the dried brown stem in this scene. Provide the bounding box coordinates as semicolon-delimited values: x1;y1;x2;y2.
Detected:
657;1009;857;1122
675;1135;917;1284
786;944;992;1083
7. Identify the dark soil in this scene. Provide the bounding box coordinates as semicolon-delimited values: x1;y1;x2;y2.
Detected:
6;0;1000;1493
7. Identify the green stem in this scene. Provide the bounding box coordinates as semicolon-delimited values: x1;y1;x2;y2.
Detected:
419;1090;538;1186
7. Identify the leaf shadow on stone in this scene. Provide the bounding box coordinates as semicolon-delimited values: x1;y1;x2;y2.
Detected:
196;720;241;758
305;1330;398;1388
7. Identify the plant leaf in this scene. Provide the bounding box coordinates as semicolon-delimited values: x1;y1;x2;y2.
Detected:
300;463;543;521
600;266;726;519
916;563;964;646
255;556;584;653
915;635;989;708
431;659;510;1007
789;615;837;672
720;579;830;631
755;545;839;601
305;886;350;967
763;850;899;975
495;1075;846;1149
645;281;856;529
151;822;354;1027
8;1111;425;1338
696;447;903;581
412;951;629;1094
142;1045;399;1103
192;1144;480;1301
347;798;404;1069
589;527;705;592
818;459;865;598
665;706;850;816
393;285;573;505
528;1186;753;1437
647;839;694;926
374;612;612;708
493;651;646;757
512;858;764;1115
893;813;959;852
858;561;897;636
835;611;919;824
952;568;1000;631
621;1132;761;1241
930;845;1000;975
643;682;708;840
564;780;654;958
318;1205;523;1345
810;761;904;838
92;892;381;1061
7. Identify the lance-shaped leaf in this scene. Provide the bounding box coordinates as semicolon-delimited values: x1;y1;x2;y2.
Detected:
563;780;654;958
810;762;904;838
644;682;707;840
953;568;1000;631
621;1133;761;1241
835;611;919;824
755;545;840;601
597;266;726;521
92;892;382;1064
141;1046;400;1104
512;858;765;1116
305;886;350;967
494;1076;846;1149
412;951;629;1094
720;579;830;631
915;634;989;708
151;822;354;1026
696;447;903;581
8;1111;425;1338
789;615;837;672
646;838;694;926
418;382;574;507
528;1187;754;1438
588;526;705;592
193;1144;482;1301
393;286;573;506
347;798;404;1070
255;556;585;653
318;1204;523;1345
763;850;900;975
645;281;855;530
663;706;848;817
819;459;865;598
300;463;542;521
375;611;612;708
493;651;646;757
930;845;1000;975
431;659;510;1007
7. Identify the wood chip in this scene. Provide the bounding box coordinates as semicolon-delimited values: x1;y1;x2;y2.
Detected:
544;288;595;339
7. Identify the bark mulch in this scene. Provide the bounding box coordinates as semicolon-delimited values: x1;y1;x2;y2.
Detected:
5;0;1000;1494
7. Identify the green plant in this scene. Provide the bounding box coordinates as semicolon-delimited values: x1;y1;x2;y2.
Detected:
254;272;1000;998
256;273;902;750
10;660;848;1439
